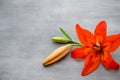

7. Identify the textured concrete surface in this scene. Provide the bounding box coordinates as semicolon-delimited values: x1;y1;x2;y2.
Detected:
0;0;120;80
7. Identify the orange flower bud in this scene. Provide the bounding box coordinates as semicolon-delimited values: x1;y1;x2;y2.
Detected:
43;44;72;66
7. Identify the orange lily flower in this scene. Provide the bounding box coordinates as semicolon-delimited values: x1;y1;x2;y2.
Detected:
71;20;120;76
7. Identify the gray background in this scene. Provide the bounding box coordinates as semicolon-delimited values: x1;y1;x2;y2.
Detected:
0;0;120;80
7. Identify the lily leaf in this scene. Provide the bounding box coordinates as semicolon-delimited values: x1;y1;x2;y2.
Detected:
59;27;73;41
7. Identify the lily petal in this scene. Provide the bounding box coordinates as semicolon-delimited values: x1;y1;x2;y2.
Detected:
104;34;120;52
94;20;107;43
76;24;95;47
101;51;119;70
71;46;90;59
82;51;100;76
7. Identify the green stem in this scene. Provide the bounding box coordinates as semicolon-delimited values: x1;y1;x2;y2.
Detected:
69;40;82;46
71;43;82;46
72;41;81;44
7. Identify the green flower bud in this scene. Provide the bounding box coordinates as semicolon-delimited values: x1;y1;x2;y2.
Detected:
52;37;71;43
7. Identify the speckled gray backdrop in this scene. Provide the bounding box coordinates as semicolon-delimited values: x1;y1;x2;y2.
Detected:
0;0;120;80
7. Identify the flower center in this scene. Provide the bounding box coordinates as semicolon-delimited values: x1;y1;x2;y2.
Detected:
93;42;103;53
